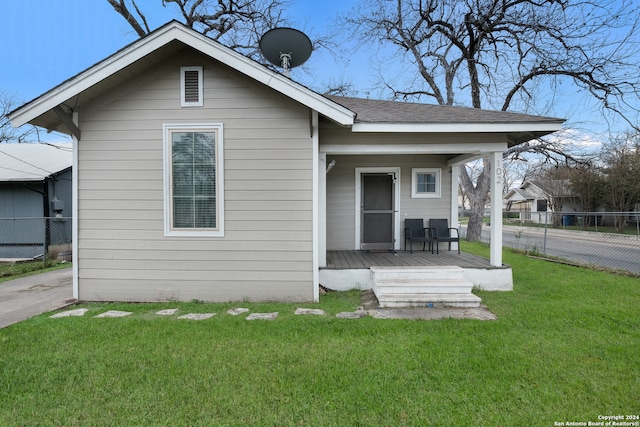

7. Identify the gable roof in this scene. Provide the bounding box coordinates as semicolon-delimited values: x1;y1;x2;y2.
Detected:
526;179;573;197
0;143;72;182
505;179;574;201
504;187;531;201
9;21;355;134
10;20;563;145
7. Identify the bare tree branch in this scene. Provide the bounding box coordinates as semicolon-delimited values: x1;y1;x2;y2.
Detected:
106;0;150;37
345;0;640;240
1;92;37;143
109;0;289;61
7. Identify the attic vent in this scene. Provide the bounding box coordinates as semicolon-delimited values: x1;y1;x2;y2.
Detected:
184;71;199;101
180;66;203;107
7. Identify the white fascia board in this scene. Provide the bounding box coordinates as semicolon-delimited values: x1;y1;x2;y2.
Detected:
320;142;508;155
10;27;178;128
351;122;563;133
177;27;355;125
194;42;353;123
11;22;355;128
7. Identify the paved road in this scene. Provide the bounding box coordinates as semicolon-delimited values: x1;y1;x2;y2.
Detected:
0;267;73;329
468;225;640;274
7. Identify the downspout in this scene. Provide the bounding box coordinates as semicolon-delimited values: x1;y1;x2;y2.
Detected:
72;111;79;300
20;183;50;260
312;110;320;302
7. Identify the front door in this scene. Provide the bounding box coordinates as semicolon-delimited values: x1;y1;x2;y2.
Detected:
361;173;395;250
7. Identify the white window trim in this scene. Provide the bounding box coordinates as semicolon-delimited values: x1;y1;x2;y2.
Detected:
411;168;441;198
180;66;203;107
163;123;224;237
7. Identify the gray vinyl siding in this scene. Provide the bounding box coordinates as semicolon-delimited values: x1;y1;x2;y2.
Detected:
76;48;314;302
325;154;452;250
320;125;508;250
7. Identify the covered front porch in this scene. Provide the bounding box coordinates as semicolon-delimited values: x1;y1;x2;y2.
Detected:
315;149;512;304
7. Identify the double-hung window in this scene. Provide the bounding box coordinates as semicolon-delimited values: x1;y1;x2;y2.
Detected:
164;124;224;236
411;168;441;198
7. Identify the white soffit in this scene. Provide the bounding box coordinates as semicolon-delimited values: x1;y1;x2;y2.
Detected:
319;142;508;155
351;122;564;133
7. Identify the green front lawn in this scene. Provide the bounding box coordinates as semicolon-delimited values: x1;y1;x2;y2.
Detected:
1;242;638;425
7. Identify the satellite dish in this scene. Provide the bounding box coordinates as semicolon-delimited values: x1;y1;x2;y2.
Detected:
259;28;312;77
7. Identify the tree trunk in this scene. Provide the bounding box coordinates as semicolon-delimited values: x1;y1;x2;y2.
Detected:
460;157;491;242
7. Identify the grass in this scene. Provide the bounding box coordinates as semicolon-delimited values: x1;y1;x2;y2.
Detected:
0;260;71;283
1;242;638;425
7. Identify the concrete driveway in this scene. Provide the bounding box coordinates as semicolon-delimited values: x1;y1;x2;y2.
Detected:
0;267;73;329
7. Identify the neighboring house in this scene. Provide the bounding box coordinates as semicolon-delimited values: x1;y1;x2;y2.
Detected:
9;21;563;302
0;142;72;258
504;179;581;224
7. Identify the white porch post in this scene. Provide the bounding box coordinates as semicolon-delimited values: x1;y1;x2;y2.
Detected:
450;165;460;251
318;152;327;268
312;111;320;302
490;151;503;266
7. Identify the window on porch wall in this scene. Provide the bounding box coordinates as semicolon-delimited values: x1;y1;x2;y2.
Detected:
411;168;441;198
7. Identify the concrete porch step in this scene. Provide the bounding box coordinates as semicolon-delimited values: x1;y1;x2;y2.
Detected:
371;266;465;281
373;278;473;294
370;265;480;308
376;293;482;308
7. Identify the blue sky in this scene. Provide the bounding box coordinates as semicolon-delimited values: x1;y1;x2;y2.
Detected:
1;0;635;144
1;0;365;104
2;0;373;142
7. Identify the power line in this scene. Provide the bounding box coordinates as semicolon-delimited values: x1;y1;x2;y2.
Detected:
0;149;55;176
0;143;72;177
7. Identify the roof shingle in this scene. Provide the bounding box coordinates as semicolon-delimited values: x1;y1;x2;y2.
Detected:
326;95;564;125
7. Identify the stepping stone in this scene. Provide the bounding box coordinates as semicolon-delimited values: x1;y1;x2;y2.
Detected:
335;310;368;319
50;308;89;318
177;313;216;320
227;308;250;315
246;312;278;321
295;308;326;316
94;310;133;318
156;308;179;316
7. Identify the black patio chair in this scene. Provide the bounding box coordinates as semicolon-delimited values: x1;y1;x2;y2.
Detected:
404;219;435;254
429;218;460;254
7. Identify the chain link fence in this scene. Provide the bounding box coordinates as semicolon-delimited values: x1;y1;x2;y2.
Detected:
3;213;638;274
0;217;72;265
471;211;640;275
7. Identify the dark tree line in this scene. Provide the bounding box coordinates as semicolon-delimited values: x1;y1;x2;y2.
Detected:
531;134;640;229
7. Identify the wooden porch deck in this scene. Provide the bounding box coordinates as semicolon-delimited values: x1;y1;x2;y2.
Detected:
325;250;499;270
